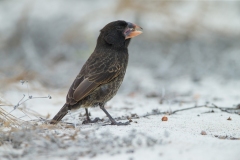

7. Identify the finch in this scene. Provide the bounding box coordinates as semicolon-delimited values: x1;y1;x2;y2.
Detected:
50;20;142;125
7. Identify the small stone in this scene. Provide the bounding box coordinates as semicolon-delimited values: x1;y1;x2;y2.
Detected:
227;117;232;121
162;116;168;121
127;117;132;122
201;130;207;135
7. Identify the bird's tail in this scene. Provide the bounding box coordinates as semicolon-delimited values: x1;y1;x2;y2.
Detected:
50;103;69;124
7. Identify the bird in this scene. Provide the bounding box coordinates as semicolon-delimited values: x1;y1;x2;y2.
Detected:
50;20;142;125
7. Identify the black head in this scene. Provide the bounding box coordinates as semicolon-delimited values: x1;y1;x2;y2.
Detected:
98;20;142;48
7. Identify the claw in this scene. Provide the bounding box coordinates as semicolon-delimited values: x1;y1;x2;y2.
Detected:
82;117;101;124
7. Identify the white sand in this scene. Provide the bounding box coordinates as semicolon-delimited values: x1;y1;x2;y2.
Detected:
0;78;240;160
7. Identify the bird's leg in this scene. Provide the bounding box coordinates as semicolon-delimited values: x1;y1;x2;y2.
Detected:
85;108;91;121
99;104;130;126
82;108;101;124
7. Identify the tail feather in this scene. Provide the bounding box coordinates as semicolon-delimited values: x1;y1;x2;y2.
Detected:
50;104;69;124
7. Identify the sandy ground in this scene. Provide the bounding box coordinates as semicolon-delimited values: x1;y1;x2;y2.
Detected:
0;1;240;159
0;77;240;160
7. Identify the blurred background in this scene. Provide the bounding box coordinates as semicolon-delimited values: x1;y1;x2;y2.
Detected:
0;0;240;94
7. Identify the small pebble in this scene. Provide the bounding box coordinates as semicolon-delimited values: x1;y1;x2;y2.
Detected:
162;116;168;121
201;130;207;135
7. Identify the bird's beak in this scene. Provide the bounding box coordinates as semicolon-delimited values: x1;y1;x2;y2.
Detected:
124;22;143;39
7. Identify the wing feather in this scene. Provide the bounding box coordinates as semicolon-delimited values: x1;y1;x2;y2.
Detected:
67;49;125;105
73;78;98;101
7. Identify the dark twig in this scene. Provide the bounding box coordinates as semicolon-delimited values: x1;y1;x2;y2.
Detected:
4;80;52;121
120;103;240;121
170;105;206;114
8;94;26;114
211;103;240;114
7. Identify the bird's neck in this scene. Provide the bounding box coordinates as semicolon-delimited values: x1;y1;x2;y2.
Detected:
96;34;131;49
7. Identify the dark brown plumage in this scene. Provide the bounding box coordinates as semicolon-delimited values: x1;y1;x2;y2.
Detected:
50;20;142;125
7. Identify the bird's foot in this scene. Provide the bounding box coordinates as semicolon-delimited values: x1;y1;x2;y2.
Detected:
82;117;101;124
111;121;130;126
